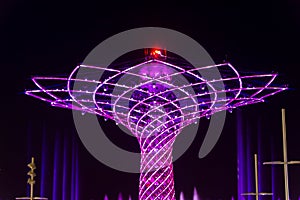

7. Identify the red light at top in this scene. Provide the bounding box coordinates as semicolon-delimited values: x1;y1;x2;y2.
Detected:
153;50;162;56
149;49;166;59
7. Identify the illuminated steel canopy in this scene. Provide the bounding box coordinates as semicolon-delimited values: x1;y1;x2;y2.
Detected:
25;51;286;200
26;59;286;127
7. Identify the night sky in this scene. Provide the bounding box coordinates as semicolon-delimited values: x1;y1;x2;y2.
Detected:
1;0;300;200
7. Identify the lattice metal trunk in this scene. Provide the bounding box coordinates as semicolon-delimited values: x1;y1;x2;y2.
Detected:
139;142;175;199
129;83;180;200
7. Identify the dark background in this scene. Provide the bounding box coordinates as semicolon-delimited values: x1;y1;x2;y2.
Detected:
0;0;300;199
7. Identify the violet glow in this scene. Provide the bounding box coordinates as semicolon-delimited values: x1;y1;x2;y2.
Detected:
103;188;200;200
237;111;244;200
26;58;286;200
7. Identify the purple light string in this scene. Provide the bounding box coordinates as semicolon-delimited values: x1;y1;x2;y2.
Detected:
246;120;253;196
26;122;33;197
237;110;244;200
40;125;47;197
52;132;60;200
75;138;79;200
71;135;76;200
31;124;79;199
62;133;68;200
257;118;264;197
118;193;123;200
271;136;277;200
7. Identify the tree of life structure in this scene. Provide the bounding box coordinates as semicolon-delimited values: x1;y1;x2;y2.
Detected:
26;50;286;200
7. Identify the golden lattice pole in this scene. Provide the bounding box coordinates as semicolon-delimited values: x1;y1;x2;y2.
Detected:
241;154;273;200
15;157;48;200
263;109;300;200
27;157;36;200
